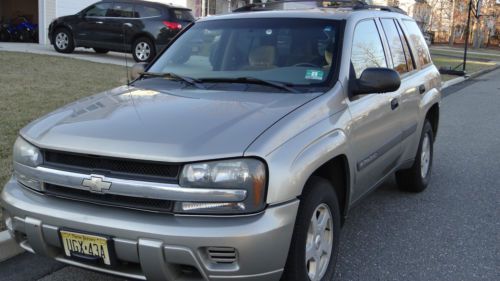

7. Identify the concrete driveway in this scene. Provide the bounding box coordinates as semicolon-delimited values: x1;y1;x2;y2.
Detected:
0;43;130;66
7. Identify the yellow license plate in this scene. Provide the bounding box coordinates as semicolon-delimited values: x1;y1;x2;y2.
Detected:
60;230;112;265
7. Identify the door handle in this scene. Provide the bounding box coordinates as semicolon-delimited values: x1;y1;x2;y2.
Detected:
418;85;426;94
390;98;399;110
96;21;104;24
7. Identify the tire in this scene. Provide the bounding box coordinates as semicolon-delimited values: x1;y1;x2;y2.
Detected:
53;28;74;53
282;177;341;281
396;120;434;192
93;48;109;54
132;37;156;63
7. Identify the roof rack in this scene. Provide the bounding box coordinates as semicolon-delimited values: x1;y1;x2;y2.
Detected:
233;0;407;15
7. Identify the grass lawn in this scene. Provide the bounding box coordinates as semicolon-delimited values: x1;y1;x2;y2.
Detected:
0;52;125;230
430;49;500;62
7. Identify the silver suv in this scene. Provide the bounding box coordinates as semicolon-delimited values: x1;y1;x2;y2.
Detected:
1;2;440;281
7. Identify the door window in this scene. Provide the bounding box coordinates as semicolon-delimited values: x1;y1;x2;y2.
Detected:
380;19;408;74
84;3;112;17
395;21;415;71
135;5;162;18
350;20;387;78
107;3;135;18
402;20;432;67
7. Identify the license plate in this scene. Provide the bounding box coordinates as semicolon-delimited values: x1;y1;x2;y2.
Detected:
60;230;112;265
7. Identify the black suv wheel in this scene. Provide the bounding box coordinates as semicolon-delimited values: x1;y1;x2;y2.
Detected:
132;37;156;63
53;28;75;53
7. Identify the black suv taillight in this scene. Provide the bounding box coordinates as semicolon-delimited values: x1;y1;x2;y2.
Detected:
163;21;182;30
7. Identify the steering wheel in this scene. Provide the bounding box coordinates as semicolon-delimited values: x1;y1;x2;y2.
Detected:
293;62;321;68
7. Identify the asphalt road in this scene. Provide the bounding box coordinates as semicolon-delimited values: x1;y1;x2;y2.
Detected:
1;68;499;281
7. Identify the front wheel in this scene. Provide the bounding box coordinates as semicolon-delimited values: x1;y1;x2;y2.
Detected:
132;37;156;63
282;177;340;281
53;29;74;53
396;120;434;192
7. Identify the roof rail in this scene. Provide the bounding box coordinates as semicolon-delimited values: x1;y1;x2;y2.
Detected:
233;0;407;15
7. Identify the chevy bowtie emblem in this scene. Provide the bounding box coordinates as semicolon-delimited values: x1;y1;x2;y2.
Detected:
82;175;112;193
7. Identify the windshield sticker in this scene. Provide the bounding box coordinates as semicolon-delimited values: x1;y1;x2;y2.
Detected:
305;70;324;80
265;29;273;35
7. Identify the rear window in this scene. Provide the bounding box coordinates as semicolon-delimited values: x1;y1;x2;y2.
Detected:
402;20;432;67
171;9;194;21
135;5;162;18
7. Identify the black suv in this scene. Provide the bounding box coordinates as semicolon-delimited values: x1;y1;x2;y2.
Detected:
48;0;194;62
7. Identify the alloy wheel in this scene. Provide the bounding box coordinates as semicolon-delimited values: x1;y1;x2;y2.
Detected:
55;32;69;50
135;42;151;61
420;133;431;178
305;203;334;281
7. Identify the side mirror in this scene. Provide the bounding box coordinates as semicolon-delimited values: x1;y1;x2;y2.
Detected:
129;62;148;81
352;68;401;96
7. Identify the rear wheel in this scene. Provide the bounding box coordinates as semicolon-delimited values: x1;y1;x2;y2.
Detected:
396;120;434;192
93;48;109;54
282;177;340;281
132;37;155;62
53;28;74;53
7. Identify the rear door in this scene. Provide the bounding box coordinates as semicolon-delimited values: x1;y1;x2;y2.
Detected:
347;19;403;200
101;2;137;51
379;18;421;160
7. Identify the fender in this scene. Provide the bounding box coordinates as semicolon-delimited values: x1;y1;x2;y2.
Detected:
254;109;353;205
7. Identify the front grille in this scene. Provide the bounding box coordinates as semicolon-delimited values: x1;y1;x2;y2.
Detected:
43;150;181;182
206;247;238;264
44;183;174;213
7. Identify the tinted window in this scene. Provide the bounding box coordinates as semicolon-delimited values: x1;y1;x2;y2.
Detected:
171;9;194;21
351;20;387;78
135;5;162;18
395;21;415;71
85;3;112;17
107;3;135;18
403;20;432;67
381;19;408;74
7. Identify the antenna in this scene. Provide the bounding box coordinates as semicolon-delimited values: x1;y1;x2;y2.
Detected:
123;22;133;85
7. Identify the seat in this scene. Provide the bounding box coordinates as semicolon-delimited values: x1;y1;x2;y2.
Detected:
241;46;276;70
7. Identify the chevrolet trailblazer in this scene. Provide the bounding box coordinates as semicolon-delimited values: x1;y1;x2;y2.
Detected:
2;2;440;281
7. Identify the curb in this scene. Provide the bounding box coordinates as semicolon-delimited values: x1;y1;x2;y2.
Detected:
0;230;24;262
441;64;499;90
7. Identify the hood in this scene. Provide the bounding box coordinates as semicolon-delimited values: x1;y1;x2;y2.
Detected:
21;82;319;162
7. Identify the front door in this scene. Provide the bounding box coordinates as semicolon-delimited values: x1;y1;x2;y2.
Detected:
75;2;113;47
347;19;403;202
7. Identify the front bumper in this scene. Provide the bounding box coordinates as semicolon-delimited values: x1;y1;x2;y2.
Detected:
1;178;298;281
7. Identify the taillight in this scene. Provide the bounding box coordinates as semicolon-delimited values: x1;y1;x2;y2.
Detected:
163;21;182;30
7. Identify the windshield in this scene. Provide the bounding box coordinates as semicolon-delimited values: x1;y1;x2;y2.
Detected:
148;18;340;93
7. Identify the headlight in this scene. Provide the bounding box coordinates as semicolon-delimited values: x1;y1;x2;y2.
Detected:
13;137;43;190
13;137;43;167
176;158;267;215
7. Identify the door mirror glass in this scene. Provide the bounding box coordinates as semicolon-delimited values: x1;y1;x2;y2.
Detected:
130;62;148;80
352;68;401;96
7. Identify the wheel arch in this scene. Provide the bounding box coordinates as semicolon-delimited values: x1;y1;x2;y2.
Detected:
131;32;156;48
425;103;439;140
307;155;350;224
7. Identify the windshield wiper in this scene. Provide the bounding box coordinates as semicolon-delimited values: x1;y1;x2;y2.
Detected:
198;77;299;93
140;72;205;89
